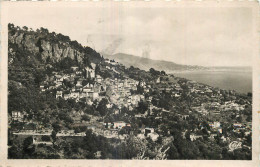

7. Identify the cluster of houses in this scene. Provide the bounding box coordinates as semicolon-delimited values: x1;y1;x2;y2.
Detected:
101;122;159;141
147;76;251;147
150;77;220;99
38;62;149;110
40;63;104;102
138;127;160;141
9;57;252;154
10;110;28;122
180;119;251;144
191;100;246;118
104;78;145;109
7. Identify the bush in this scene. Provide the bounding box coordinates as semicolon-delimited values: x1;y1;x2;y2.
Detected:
41;135;51;141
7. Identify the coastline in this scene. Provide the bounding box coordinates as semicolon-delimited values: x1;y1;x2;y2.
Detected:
169;66;252;74
171;69;252;94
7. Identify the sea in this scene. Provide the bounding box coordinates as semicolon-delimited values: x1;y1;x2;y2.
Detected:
173;68;252;94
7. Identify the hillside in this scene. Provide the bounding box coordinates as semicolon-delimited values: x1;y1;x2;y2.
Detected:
104;53;207;73
8;23;103;68
8;24;252;160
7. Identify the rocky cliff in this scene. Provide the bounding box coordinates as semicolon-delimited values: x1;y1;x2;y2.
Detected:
8;24;102;66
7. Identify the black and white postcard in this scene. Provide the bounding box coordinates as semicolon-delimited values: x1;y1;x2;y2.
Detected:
0;1;259;167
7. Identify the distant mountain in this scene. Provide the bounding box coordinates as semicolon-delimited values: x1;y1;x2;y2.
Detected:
104;53;207;73
209;66;252;72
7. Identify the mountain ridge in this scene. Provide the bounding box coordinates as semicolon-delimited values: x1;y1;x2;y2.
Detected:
103;52;208;73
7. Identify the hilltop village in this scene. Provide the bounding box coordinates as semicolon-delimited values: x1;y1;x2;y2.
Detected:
8;24;252;159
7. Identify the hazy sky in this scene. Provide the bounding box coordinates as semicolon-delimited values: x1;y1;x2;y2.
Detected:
6;3;253;66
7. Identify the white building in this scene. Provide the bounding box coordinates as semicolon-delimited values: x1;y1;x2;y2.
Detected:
95;75;103;83
11;111;24;121
113;121;127;129
142;128;155;134
85;64;96;79
71;66;78;71
209;122;221;128
148;132;159;141
88;91;99;100
56;91;63;98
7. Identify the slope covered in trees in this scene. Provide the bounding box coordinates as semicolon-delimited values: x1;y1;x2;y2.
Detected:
8;23;252;160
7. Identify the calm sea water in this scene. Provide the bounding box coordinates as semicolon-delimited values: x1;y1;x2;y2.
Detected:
174;70;252;94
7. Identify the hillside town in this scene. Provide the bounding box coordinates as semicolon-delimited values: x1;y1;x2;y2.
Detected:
8;24;252;160
9;56;252;159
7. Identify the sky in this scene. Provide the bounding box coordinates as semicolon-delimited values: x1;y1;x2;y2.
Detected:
6;3;253;67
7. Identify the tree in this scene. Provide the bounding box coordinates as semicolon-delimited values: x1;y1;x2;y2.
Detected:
161;70;166;76
57;33;70;43
41;135;51;142
137;82;144;94
58;57;76;70
23;136;35;157
8;144;23;159
95;65;100;75
34;70;45;86
156;136;163;145
40;27;49;34
102;70;112;79
74;127;81;133
22;26;28;31
52;122;61;132
51;130;57;144
23;137;33;148
185;130;191;141
167;143;180;159
83;56;90;67
149;68;160;76
83;129;98;158
8;23;15;29
137;101;148;114
81;114;90;122
96;98;108;117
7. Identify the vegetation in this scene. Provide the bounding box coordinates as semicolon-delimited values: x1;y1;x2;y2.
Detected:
8;24;252;160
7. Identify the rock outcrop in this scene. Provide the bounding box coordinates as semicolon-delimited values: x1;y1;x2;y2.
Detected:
8;27;100;65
